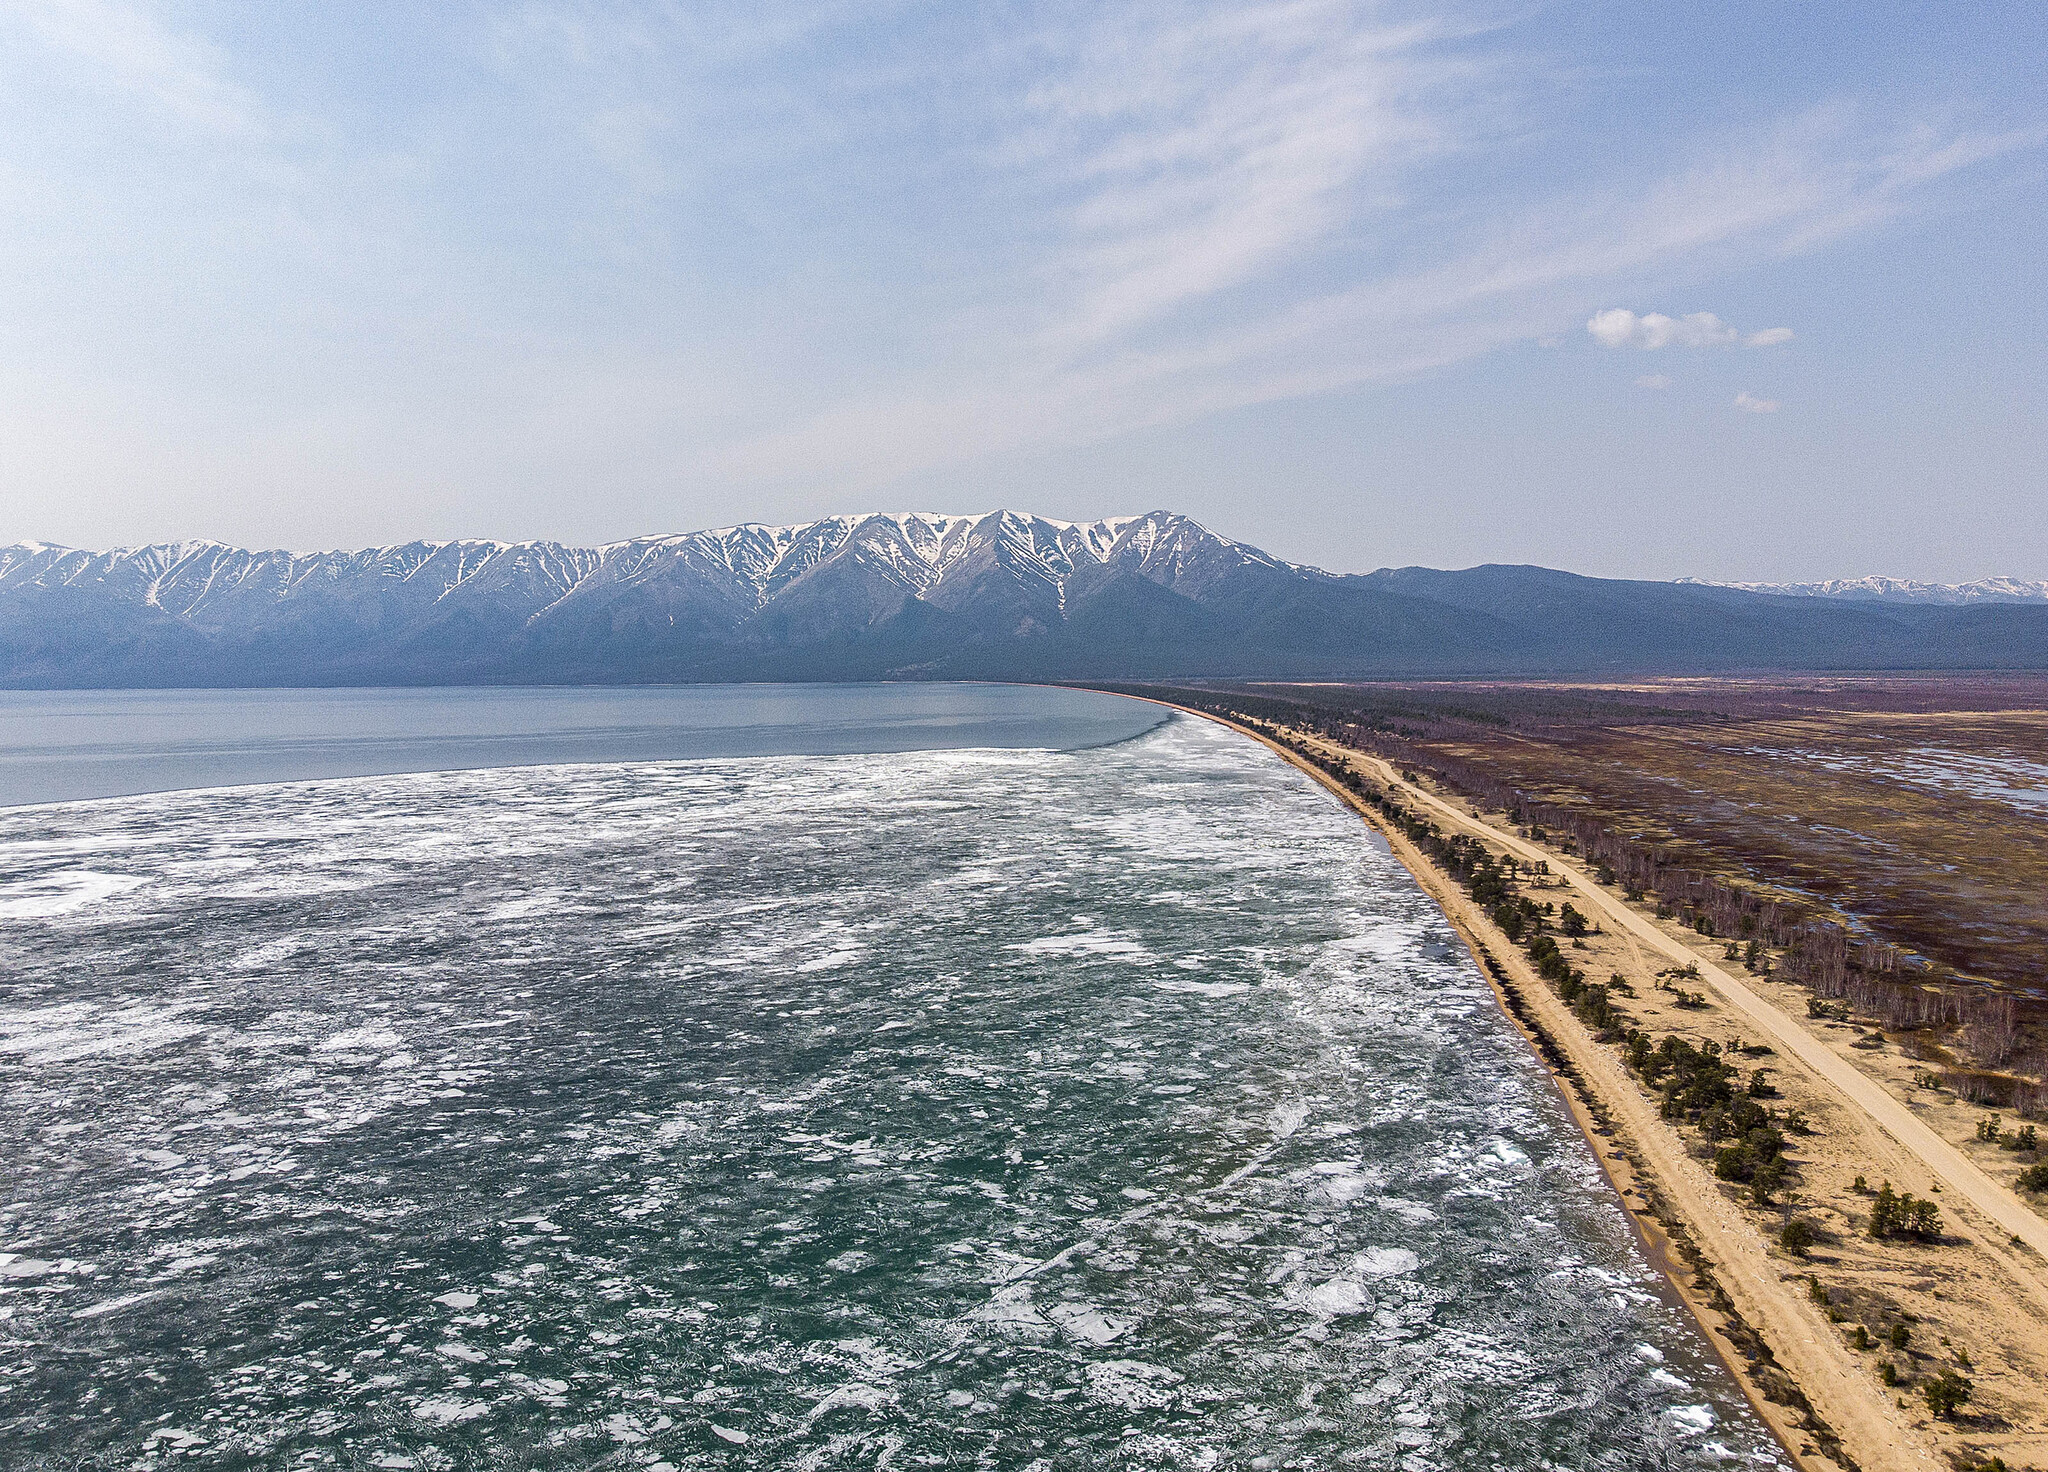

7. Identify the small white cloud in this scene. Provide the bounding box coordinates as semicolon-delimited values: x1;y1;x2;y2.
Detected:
1591;309;1798;351
1734;391;1779;413
1587;308;1643;348
1588;309;1740;349
1636;373;1671;389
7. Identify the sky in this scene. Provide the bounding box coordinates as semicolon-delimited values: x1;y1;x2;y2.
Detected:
0;1;2043;581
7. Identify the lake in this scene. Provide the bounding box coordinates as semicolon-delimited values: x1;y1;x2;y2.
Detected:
0;684;1784;1468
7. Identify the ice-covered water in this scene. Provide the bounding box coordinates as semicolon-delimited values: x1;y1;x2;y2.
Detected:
0;683;1166;808
0;715;1787;1469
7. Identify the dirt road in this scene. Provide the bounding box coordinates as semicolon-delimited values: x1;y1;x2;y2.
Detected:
1318;736;2048;1261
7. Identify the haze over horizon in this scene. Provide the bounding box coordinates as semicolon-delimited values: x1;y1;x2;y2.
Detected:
2;2;2044;582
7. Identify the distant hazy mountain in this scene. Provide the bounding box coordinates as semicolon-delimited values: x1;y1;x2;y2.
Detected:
3;511;2044;686
1678;575;2048;604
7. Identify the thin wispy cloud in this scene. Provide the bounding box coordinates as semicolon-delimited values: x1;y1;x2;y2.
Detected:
1734;390;1780;413
0;0;2039;552
0;0;256;135
1017;3;1475;349
733;95;2006;489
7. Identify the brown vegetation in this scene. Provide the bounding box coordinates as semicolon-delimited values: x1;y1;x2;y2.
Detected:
1101;675;2048;1116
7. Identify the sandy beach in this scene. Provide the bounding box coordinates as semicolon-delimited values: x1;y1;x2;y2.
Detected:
1157;700;2048;1472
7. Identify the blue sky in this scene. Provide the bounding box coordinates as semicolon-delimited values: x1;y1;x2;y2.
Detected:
1;1;2043;579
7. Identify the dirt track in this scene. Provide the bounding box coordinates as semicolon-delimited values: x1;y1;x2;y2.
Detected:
1325;738;2048;1261
1148;700;2048;1472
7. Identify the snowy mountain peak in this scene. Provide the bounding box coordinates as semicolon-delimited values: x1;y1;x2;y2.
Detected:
1679;575;2048;604
0;510;1251;653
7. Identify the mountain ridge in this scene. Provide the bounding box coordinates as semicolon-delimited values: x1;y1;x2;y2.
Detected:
3;510;2043;685
1678;575;2048;605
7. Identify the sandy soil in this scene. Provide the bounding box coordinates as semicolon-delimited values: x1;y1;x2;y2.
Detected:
1166;703;2048;1472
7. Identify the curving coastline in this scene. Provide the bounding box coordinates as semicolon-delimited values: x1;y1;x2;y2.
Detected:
1135;696;2048;1472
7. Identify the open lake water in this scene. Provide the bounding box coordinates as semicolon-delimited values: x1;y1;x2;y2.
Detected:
0;685;1785;1469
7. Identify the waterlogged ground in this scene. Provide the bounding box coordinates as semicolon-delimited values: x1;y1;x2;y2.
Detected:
0;716;1787;1470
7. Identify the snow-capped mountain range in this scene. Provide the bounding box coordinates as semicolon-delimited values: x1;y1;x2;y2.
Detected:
1679;576;2048;604
3;510;2044;685
0;510;1334;684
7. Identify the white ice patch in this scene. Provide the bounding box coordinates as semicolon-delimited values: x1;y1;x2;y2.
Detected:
1374;1196;1439;1225
1311;1162;1376;1204
1047;1302;1133;1344
1303;1277;1371;1316
1486;1137;1531;1167
432;1291;479;1309
797;947;865;973
319;1024;402;1053
1084;1360;1183;1410
806;1382;894;1421
0;869;150;919
1009;933;1151;960
484;894;560;922
1666;1404;1716;1434
1361;1247;1420;1277
0;1001;204;1063
413;1396;488;1426
968;1285;1050;1333
1153;978;1250;997
73;1291;158;1319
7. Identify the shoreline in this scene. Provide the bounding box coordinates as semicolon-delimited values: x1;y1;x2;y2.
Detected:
1134;696;1844;1471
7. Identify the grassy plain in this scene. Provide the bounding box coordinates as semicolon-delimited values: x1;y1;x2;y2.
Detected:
1242;674;2048;994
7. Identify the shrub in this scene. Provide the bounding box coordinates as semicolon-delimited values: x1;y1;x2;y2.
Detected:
1889;1321;1910;1351
1877;1360;1896;1386
1750;1156;1786;1206
1849;1325;1870;1350
1921;1369;1971;1420
1778;1218;1816;1256
2018;1162;2048;1192
1714;1144;1754;1181
1869;1182;1942;1241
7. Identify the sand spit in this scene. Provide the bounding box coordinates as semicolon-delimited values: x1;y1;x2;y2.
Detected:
1161;701;2048;1472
